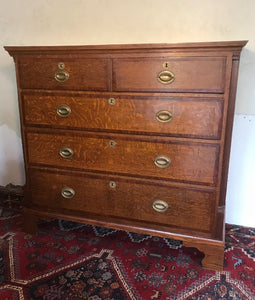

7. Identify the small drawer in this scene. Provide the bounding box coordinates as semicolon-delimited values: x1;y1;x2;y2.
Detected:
23;92;223;139
26;131;219;185
29;168;216;233
113;56;227;93
17;57;110;91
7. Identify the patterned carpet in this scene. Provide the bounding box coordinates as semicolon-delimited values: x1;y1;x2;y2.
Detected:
0;210;254;299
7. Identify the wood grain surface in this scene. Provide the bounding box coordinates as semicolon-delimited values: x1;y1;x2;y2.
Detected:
23;92;223;139
5;41;247;270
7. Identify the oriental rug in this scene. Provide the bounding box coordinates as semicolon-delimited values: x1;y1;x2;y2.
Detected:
0;211;254;299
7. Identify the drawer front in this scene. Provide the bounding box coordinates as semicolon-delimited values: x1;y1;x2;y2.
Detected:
113;57;227;93
23;92;223;139
29;168;215;233
17;57;110;90
26;132;219;185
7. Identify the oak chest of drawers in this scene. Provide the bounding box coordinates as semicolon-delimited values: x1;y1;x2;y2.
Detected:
5;41;247;270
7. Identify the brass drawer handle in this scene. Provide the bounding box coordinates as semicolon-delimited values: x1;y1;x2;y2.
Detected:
152;200;168;212
59;147;74;158
57;105;71;117
55;62;69;83
156;110;173;123
154;156;171;168
55;69;69;83
61;187;75;199
157;70;175;84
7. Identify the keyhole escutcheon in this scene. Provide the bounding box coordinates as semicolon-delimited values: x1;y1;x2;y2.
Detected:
163;62;169;68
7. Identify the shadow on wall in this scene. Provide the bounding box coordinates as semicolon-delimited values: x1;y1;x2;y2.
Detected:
235;47;255;114
0;124;25;185
0;51;24;185
0;51;21;135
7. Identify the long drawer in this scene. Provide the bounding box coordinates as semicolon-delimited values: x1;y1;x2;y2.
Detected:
28;168;216;234
17;57;110;90
23;92;223;139
113;56;227;93
26;131;219;185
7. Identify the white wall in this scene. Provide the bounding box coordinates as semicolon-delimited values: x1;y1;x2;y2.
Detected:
0;0;254;227
226;115;255;227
